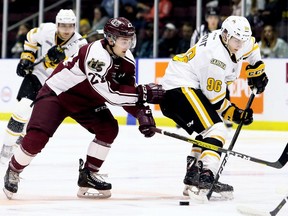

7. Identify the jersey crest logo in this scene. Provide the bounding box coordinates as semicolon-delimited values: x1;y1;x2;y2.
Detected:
87;58;105;72
210;58;226;70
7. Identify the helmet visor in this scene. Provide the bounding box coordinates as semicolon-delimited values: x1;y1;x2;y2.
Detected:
115;34;136;49
229;37;245;47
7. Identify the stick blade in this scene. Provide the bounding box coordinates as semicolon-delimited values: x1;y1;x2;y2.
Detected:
237;205;271;216
278;143;288;168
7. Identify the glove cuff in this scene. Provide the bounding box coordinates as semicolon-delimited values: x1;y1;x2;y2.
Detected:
137;85;148;103
20;51;36;63
136;106;151;119
222;105;236;122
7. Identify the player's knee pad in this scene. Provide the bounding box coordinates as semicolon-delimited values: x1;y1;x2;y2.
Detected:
199;123;227;174
14;98;33;121
7;98;33;134
22;129;49;154
201;122;227;146
200;125;226;163
200;136;223;174
96;119;119;144
198;137;224;159
203;137;223;148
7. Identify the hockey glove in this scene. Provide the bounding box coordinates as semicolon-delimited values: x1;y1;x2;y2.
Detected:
246;60;268;94
222;103;253;125
16;51;36;77
137;106;156;138
46;45;66;64
137;83;165;104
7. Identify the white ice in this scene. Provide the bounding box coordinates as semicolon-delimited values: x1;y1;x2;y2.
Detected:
0;121;287;216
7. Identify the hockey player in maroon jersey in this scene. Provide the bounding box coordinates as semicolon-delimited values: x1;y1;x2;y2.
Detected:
3;17;164;199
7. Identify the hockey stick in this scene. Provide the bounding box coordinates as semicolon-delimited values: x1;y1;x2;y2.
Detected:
152;128;288;169
205;89;257;200
27;57;45;69
27;29;104;69
62;29;104;50
237;192;288;216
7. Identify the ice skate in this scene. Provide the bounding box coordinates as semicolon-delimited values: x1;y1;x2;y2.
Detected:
189;168;234;201
183;156;200;196
77;158;112;199
3;166;20;199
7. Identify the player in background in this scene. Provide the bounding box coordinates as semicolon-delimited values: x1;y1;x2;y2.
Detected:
0;9;88;163
159;16;268;199
3;17;164;199
190;7;221;47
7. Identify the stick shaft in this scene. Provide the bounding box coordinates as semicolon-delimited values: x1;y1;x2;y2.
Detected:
270;194;288;216
152;127;288;169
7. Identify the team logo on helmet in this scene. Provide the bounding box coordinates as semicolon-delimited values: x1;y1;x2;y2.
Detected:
110;18;133;28
111;19;122;27
244;26;250;31
87;58;105;72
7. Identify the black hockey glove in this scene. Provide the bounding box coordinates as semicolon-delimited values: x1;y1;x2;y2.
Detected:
16;51;36;77
222;103;253;125
46;45;66;64
137;83;165;104
246;60;268;94
137;106;156;138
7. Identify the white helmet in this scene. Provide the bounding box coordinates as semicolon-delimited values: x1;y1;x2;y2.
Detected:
56;9;76;25
221;16;252;42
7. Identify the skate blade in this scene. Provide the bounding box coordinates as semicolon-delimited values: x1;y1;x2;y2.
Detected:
187;188;209;203
182;185;190;196
188;188;233;203
77;187;111;199
3;187;14;200
183;185;200;196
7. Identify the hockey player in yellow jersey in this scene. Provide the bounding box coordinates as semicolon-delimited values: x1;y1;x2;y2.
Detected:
0;9;87;163
159;16;268;199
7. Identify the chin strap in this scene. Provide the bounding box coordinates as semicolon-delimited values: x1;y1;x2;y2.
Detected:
110;46;119;59
106;39;119;59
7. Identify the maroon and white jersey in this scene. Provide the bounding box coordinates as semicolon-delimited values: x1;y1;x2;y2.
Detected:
45;40;139;114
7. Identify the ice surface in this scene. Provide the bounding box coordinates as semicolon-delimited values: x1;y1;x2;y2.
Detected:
0;122;287;216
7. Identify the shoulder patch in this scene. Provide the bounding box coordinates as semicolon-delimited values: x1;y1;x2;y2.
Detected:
210;58;226;70
87;58;105;72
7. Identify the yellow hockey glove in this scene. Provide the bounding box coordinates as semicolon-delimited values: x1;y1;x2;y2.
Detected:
222;103;253;125
246;60;268;94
